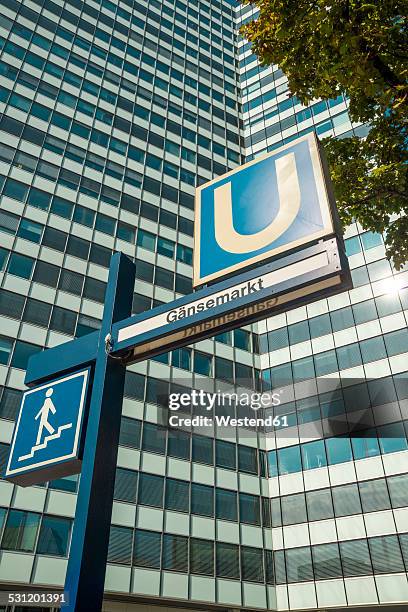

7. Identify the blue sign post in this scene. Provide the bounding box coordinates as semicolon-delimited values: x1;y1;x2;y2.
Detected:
4;134;351;611
6;252;136;612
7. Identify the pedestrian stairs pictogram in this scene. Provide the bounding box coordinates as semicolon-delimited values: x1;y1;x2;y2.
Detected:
18;423;72;462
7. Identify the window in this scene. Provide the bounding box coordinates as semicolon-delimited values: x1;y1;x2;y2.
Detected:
241;547;263;582
135;260;154;283
388;474;408;508
306;489;334;521
165;479;189;513
312;543;342;580
7;253;34;279
267;327;289;350
157;237;175;259
0;248;8;271
108;525;133;565
238;445;258;474
215;357;234;381
368;259;391;282
216;542;239;578
167;429;190;460
1;510;40;552
50;307;77;336
155;267;174;290
288;321;310;345
278;445;301;475
0;337;13;365
239;493;260;525
23;299;51;327
58;270;84;296
137;229;156;251
326;436;352;465
194;351;212;376
123;371;144;402
0;290;25;320
142;422;166;455
345;236;361;256
17;219;43;243
352;429;380;460
37;515;71;556
216;331;233;346
330;307;354;332
42;227;67;252
133;529;161;568
49;475;77;493
119;417;141;449
359;479;391;513
3;178;29;202
66;236;90;261
162;534;188;572
74;205;95;227
378;421;407;454
176;244;192;265
27;188;51;211
216;488;237;521
33;261;60;287
281;493;307;525
340;539;372;576
113;468;137;503
145;377;169;407
172;348;191;371
385;328;408;357
192;435;213;465
301;439;327;470
376;293;402;318
216;440;236;470
190;538;214;575
361;231;382;250
95;214;116;236
0;387;22;420
234;328;251;351
352;299;377;325
360;336;387;363
286;547;313;582
332;483;361;517
369;535;405;574
292;356;314;382
191;483;213;517
0;507;6;534
138;473;163;508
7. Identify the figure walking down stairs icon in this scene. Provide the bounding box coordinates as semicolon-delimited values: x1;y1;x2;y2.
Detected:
18;388;73;462
5;368;91;486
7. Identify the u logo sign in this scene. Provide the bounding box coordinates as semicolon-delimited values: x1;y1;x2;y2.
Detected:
194;133;332;287
213;152;301;254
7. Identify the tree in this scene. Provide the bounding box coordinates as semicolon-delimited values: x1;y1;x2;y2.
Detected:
241;0;408;268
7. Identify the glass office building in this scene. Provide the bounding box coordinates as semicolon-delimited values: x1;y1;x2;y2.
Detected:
0;1;276;611
0;0;407;610
237;3;408;611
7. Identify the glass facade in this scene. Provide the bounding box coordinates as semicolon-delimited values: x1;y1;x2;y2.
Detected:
0;0;275;610
237;2;408;610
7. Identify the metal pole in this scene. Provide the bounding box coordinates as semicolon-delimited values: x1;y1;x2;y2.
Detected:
64;252;135;611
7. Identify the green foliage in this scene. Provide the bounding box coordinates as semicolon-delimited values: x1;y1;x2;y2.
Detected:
241;0;408;268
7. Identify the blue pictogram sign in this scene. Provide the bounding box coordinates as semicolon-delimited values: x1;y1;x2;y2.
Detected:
5;368;90;486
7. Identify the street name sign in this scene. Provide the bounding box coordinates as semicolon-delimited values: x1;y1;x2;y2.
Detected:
113;237;349;363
